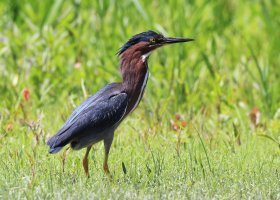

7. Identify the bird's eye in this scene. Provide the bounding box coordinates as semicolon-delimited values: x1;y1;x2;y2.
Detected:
149;38;156;44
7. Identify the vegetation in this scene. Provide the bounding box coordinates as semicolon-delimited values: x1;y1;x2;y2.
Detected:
0;0;279;199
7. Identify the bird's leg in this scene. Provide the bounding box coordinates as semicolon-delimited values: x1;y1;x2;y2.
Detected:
103;134;114;175
83;145;92;178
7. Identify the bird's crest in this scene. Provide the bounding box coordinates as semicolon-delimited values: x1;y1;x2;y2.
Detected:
117;30;163;55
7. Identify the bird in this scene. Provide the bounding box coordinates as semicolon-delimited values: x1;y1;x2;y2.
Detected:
47;30;193;177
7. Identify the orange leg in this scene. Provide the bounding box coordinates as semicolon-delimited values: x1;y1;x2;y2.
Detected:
103;136;113;175
83;145;92;178
103;151;110;175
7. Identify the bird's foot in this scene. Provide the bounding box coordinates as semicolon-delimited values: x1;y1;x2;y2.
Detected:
103;163;110;174
103;163;113;180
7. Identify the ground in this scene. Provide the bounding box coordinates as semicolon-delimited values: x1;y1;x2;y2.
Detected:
0;0;280;199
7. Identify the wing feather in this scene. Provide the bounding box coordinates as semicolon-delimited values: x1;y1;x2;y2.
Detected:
47;84;127;153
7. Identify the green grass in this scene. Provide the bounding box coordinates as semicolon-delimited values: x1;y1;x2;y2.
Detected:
0;0;280;199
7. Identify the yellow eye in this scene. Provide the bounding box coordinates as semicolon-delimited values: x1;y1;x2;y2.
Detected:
149;38;156;43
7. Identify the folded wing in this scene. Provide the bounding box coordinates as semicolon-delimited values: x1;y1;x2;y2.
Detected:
47;83;127;153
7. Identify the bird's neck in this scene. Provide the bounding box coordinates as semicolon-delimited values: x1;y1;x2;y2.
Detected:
120;51;149;113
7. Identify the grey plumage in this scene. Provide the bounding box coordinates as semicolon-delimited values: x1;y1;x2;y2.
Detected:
47;83;127;153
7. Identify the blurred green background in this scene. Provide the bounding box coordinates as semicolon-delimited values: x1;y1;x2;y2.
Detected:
0;0;279;199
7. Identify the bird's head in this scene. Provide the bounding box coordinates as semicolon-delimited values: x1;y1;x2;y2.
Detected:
118;30;194;60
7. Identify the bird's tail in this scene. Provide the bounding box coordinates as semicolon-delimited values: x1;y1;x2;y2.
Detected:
47;135;64;154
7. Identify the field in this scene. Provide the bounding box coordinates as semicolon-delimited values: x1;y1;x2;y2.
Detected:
0;0;280;199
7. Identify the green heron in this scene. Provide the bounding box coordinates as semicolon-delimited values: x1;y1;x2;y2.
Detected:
47;31;193;177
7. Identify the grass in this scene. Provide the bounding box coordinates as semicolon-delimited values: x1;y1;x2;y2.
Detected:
0;0;280;199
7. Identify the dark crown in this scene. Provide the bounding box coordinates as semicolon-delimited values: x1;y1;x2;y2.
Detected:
118;31;163;55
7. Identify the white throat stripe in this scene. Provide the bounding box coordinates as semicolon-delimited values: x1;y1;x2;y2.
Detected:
131;70;149;112
141;52;151;62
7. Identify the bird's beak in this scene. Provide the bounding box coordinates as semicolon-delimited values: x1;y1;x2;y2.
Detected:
163;37;194;44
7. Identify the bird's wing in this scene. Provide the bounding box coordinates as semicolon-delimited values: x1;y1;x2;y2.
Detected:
64;83;119;127
47;83;127;152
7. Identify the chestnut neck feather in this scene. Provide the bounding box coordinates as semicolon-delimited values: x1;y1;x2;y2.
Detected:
119;42;149;114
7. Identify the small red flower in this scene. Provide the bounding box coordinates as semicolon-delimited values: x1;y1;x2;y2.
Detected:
6;123;13;131
22;88;30;101
175;113;182;121
171;113;188;131
181;121;188;128
250;107;260;128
